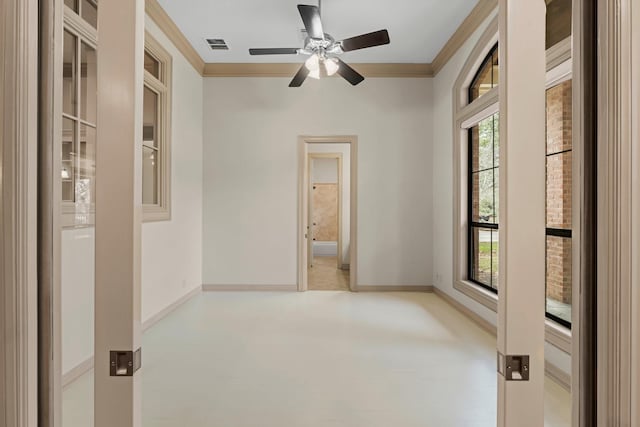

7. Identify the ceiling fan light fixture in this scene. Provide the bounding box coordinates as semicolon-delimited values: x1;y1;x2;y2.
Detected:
324;58;339;76
308;68;321;79
305;54;320;72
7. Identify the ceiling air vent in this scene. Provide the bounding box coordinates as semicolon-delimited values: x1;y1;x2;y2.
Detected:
206;38;229;50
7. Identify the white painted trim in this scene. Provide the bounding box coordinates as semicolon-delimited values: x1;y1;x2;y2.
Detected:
546;36;572;72
497;1;547;423
453;280;498;311
203;284;297;292
451;17;499;313
142;285;201;331
545;361;571;392
39;0;64;424
545;320;572;355
142;31;172;222
459;98;500;130
433;288;496;335
298;136;358;292
545;59;572;89
61;286;202;389
0;0;39;425
94;0;145;425
433;288;571;392
631;2;640;424
596;0;636;423
62;357;94;389
355;285;433;292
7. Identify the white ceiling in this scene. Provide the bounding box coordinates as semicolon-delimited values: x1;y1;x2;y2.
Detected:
156;0;479;63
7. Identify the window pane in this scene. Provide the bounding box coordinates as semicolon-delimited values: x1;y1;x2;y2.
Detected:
144;51;161;79
81;0;98;28
493;167;500;223
469;45;498;103
472;169;496;223
143;86;159;148
546;81;572;230
471;115;495;172
546;0;572;49
62;118;76;202
78;125;96;207
492;113;500;166
142;146;158;204
546;236;572;324
63;31;77;116
546;80;572;155
64;0;78;12
546;151;572;228
80;42;97;124
471;227;498;290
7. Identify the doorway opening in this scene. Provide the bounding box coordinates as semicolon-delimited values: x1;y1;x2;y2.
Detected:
308;154;348;290
298;136;357;291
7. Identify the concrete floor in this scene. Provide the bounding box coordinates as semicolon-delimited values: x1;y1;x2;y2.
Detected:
63;291;571;427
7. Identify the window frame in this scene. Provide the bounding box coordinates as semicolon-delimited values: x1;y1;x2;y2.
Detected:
142;32;172;222
61;4;98;229
451;14;574;352
467;113;500;293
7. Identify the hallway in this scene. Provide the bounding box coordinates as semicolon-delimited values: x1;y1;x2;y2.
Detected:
63;291;570;427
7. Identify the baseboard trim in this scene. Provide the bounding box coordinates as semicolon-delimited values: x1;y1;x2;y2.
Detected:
355;285;434;292
545;360;571;392
62;286;202;388
202;284;298;292
142;285;202;332
432;287;571;389
62;356;94;389
433;287;497;335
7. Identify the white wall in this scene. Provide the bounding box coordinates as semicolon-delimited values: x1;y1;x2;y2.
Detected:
431;10;571;375
203;77;433;287
309;143;350;265
61;228;95;374
60;15;203;375
141;17;203;322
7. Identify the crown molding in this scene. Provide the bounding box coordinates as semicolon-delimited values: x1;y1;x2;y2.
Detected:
432;0;498;75
146;0;486;79
145;0;205;74
202;62;433;78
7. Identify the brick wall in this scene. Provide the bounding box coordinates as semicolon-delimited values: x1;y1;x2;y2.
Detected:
545;80;573;304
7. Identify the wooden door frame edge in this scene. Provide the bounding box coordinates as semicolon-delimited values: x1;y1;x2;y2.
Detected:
297;136;358;292
1;0;40;425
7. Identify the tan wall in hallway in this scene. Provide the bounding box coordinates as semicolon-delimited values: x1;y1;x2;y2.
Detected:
312;183;338;241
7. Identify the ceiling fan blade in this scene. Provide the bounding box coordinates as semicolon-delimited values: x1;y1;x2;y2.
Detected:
289;64;310;87
336;59;365;86
298;5;324;39
249;48;299;55
340;29;390;52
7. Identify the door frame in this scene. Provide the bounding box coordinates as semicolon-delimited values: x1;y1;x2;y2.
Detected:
298;136;357;292
307;153;343;271
1;0;40;425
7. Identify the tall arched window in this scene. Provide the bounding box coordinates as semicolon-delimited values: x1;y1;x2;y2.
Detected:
467;44;500;292
452;16;499;310
453;9;574;334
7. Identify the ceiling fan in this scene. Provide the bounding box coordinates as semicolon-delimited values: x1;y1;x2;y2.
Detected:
248;2;390;87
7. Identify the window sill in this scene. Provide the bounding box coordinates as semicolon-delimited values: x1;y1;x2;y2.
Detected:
143;204;171;223
453;279;572;354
